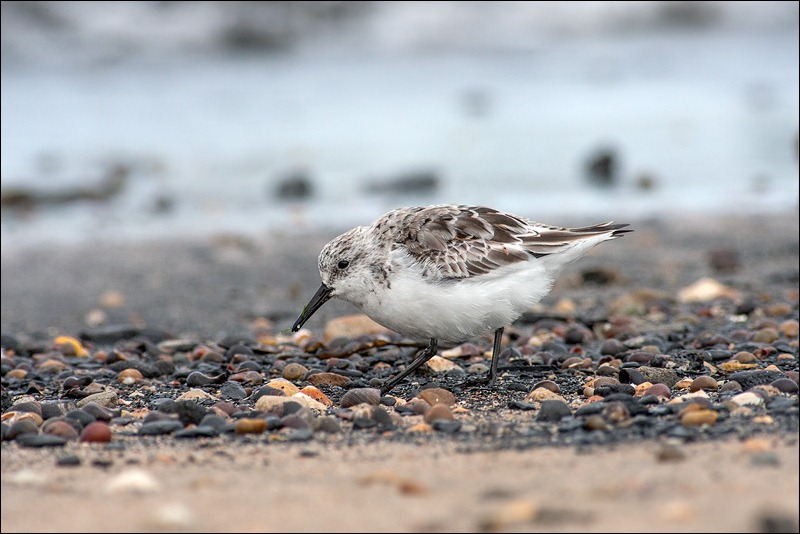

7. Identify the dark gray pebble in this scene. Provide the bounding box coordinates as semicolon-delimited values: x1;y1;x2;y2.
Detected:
137;420;185;435
575;403;605;416
65;409;96;427
432;420;461;433
619;368;646;385
186;371;225;386
508;400;537;411
314;416;342;433
280;415;310;430
11;401;42;416
16;434;67;447
353;418;377;430
770;378;799;394
56;455;82;466
594;384;635;397
220;381;248;400
160;400;209;426
728;370;783;390
198;414;229;431
40;402;67;420
535;400;572;422
600;339;626;356
80;402;120;422
286;427;314;441
637;366;679;387
7;420;39;440
173;427;219;438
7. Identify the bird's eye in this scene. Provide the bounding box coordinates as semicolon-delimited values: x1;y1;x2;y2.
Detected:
337;260;350;270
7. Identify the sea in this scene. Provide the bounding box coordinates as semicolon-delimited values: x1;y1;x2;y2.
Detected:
1;1;798;250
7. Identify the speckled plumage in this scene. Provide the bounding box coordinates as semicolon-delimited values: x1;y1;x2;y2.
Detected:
293;204;630;392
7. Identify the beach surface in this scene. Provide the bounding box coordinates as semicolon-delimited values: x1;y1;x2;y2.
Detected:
1;211;798;533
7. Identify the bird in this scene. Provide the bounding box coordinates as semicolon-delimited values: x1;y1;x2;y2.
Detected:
292;204;631;395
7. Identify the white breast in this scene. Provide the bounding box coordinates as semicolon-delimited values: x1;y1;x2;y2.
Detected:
357;254;555;342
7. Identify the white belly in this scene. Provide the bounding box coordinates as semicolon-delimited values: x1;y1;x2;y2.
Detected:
357;260;554;342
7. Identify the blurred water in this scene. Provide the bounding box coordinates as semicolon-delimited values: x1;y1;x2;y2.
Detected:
1;13;798;249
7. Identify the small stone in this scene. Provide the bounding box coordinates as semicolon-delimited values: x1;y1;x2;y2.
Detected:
234;418;267;434
56;455;82;466
720;361;758;372
752;328;779;344
299;386;333;406
523;388;567;404
531;380;561;394
43;420;80;441
220;381;247;400
7;420;40;440
637;366;679;387
656;443;686;462
730;392;764;407
689;376;718;392
76;391;118;409
681;408;718;426
733;351;757;363
306;372;350;387
80;421;112;442
424;404;454;424
677;277;739;302
771;378;799;393
282;363;309;381
137;420;184;436
417;388;456;407
53;335;88;357
583;415;611;431
176;389;217;402
117;368;144;384
778;319;799;338
340;388;381;408
425;355;459;373
535;400;572;422
644;383;671;399
105;469;160;494
16;434;67;448
265;379;300;396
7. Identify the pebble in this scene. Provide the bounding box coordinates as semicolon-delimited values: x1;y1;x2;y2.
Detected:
417;388;456;407
282;362;309;380
689;376;718;392
424;404;454;423
43;420;80;441
234;418;267;434
266;379;301;396
16;434;68;448
771;378;799;393
730;392;764;407
535;400;572;422
340;388;381;408
644;383;671;399
425;355;459;373
137;420;185;436
76;391;119;409
681;408;719;426
306;372;351;387
80;421;113;442
105;469;160;494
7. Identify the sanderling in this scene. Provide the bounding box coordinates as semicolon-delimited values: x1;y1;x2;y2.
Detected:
292;204;631;394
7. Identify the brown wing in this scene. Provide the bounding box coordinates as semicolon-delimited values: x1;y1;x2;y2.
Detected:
374;205;629;280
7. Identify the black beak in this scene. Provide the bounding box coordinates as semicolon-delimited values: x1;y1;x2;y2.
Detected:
292;284;333;332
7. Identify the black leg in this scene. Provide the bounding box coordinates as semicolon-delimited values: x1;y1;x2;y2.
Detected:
380;338;438;395
486;327;504;387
